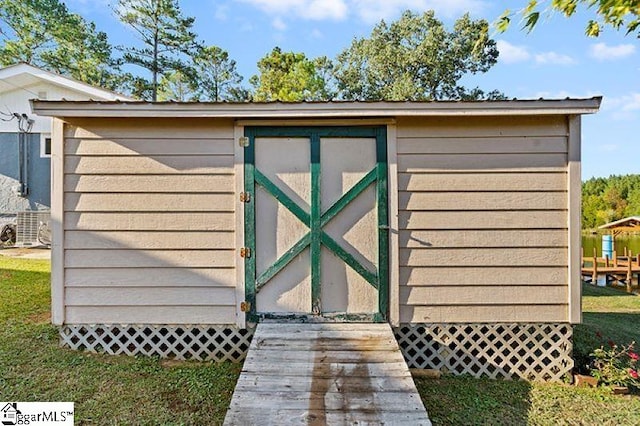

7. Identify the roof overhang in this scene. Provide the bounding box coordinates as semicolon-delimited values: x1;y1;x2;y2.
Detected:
0;63;133;101
31;97;602;119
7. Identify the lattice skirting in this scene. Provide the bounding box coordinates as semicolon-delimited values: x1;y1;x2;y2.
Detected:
60;325;254;362
394;323;573;381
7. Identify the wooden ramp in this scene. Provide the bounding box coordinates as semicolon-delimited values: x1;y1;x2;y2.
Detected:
224;323;431;426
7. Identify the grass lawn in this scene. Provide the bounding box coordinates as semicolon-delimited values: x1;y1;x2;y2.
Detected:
2;257;640;425
0;257;240;425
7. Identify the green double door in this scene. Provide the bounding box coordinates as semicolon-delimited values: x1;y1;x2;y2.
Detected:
244;126;388;322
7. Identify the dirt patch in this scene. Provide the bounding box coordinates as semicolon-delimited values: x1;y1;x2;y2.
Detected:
160;359;207;369
0;247;51;259
26;311;51;324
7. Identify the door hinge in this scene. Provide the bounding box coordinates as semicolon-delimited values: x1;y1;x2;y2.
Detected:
240;301;251;312
239;192;251;203
238;136;250;147
240;247;252;258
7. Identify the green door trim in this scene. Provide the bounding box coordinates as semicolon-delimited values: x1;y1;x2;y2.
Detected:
244;126;388;323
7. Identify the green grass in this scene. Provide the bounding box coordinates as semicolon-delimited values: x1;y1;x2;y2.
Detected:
0;257;241;425
3;258;640;425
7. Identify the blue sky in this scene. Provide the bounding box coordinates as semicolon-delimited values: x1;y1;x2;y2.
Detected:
66;0;639;179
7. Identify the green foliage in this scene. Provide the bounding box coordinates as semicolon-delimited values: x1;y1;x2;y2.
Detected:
193;46;246;101
156;70;199;101
590;342;640;388
333;11;502;101
116;0;200;100
582;174;640;229
250;47;329;102
498;0;640;37
0;0;121;90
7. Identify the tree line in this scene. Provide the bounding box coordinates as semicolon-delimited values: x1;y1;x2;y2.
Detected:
0;0;504;102
583;175;640;230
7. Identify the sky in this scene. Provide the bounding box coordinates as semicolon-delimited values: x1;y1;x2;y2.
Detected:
65;0;639;179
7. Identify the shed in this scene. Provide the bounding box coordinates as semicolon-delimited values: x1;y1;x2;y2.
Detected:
32;98;600;380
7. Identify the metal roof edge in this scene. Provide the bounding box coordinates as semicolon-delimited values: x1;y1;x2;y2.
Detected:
31;97;602;118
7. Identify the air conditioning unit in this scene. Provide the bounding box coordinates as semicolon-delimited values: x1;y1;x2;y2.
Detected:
16;211;51;247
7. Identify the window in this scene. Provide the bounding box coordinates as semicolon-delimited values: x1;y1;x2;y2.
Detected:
40;133;51;158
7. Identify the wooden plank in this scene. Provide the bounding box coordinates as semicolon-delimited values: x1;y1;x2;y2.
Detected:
399;247;568;267
252;329;396;341
397;136;567;154
396;115;567;137
400;229;568;248
64;193;235;212
257;323;392;333
65;306;236;324
241;361;411;377
399;210;567;230
400;285;568;306
64;155;233;175
65;138;234;156
387;123;400;326
400;304;568;323
65;267;235;287
233;123;245;329
398;153;567;172
65;249;235;268
399;191;566;211
243;349;406;363
233;373;419;393
65;230;234;250
568;115;582;324
398;172;567;192
64;174;234;193
65;212;234;231
400;266;568;286
224;408;430;426
51;118;65;325
66;287;235;306
251;338;399;351
229;391;423;410
63;117;234;139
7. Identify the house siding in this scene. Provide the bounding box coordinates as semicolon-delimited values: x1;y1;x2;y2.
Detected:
395;115;570;323
61;118;237;324
0;132;50;212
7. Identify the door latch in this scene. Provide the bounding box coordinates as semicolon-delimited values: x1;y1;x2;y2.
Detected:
240;192;251;203
240;301;251;312
240;247;252;258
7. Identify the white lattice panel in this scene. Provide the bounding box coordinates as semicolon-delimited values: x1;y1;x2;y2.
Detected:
394;323;573;381
60;325;254;362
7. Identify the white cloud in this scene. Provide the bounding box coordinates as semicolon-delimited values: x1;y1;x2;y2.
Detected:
236;0;485;23
497;40;576;66
272;17;287;31
534;51;576;65
590;42;636;61
215;5;229;20
496;40;530;64
348;0;486;23
601;93;640;120
237;0;348;20
310;29;324;39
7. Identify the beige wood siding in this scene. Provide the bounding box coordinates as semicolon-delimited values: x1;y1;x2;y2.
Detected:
396;116;569;323
62;118;237;325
